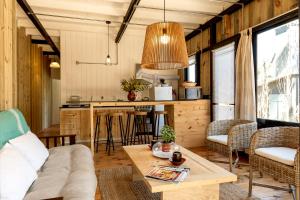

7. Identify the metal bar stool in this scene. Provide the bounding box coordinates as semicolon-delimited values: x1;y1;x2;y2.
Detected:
130;111;151;145
124;110;135;145
94;111;108;152
153;110;169;140
106;112;125;155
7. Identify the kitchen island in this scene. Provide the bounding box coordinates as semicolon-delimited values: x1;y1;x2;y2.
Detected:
60;100;210;152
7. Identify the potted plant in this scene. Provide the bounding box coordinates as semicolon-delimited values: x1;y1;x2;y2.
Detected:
121;77;151;101
160;125;176;152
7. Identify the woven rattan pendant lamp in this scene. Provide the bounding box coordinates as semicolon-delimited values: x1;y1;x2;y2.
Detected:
141;0;188;70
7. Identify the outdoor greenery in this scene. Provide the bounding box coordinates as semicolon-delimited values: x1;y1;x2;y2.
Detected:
120;77;151;92
161;125;176;143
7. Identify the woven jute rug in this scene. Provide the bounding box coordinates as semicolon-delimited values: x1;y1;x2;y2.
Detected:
98;166;259;200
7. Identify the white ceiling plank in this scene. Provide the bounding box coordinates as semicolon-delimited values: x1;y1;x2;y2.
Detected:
28;0;128;17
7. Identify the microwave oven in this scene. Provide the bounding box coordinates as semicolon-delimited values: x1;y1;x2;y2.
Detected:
179;86;202;100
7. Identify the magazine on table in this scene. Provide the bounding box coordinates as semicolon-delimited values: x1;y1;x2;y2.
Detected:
145;165;190;182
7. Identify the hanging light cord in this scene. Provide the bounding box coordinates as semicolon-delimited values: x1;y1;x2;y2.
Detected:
163;0;166;22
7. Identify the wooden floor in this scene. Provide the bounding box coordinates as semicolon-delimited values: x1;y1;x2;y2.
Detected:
93;144;294;200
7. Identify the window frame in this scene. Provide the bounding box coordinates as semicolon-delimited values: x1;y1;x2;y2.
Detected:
252;10;299;128
184;51;200;86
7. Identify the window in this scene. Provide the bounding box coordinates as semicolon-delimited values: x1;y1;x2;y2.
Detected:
212;42;235;120
255;19;299;123
187;55;196;82
184;53;200;85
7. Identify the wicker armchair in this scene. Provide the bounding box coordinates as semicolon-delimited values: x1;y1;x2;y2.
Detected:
248;127;299;200
206;119;257;172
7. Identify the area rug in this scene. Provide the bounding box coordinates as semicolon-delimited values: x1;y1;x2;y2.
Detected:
98;166;259;200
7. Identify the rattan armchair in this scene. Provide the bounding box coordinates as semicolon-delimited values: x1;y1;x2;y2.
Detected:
206;119;257;172
248;127;299;200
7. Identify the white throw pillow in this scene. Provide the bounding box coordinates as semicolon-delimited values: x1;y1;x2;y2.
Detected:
9;131;49;171
0;143;38;200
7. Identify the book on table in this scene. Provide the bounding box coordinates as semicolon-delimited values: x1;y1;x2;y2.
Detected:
145;165;190;182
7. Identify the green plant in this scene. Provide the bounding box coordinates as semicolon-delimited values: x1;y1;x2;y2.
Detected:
161;125;176;143
120;77;151;92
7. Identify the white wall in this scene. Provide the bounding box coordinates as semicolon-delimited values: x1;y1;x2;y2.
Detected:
60;29;146;104
52;79;61;124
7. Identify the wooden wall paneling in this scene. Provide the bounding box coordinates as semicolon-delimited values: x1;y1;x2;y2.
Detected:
189;35;197;55
17;27;32;125
273;0;298;16
0;0;5;110
0;0;16;110
202;28;210;49
186;39;191;55
31;44;43;133
216;21;223;43
197;0;298;44
200;52;210;96
42;56;52;129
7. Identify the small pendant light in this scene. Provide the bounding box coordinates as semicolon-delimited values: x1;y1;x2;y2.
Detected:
141;0;188;70
105;21;112;65
50;56;60;68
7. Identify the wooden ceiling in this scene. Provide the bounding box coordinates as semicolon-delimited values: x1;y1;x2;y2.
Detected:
17;0;239;37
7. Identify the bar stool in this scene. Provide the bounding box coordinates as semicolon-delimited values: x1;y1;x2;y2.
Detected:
153;110;169;140
124;110;135;145
130;111;152;145
106;112;125;155
94;110;108;152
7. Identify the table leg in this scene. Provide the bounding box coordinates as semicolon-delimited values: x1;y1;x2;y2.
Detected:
132;166;144;182
160;184;219;200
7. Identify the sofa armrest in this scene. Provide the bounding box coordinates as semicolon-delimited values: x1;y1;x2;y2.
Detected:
38;134;76;149
228;121;257;149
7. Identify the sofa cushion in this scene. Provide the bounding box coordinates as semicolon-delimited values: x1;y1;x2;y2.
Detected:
0;143;38;200
255;147;297;166
24;144;97;200
0;108;30;148
9;131;49;171
207;135;228;145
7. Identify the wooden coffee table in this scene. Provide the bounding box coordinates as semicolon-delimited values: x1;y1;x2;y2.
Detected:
123;145;237;200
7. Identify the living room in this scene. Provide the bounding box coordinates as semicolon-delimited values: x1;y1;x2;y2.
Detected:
0;0;299;199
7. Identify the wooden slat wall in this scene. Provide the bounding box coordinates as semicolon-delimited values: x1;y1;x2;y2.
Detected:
17;27;53;132
17;27;32;125
200;52;210;96
31;44;43;133
187;28;210;56
180;28;211;96
216;0;298;42
0;0;17;110
42;56;52;129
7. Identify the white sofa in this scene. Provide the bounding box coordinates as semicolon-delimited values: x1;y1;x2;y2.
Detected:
24;144;97;200
0;109;97;200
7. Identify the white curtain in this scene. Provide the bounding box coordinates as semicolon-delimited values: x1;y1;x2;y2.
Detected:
235;28;256;121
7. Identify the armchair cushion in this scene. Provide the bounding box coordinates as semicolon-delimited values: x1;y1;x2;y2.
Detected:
255;147;296;166
207;135;228;145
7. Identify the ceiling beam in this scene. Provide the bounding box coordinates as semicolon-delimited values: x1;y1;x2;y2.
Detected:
185;0;254;41
17;0;60;57
32;39;48;44
43;51;57;56
115;0;141;43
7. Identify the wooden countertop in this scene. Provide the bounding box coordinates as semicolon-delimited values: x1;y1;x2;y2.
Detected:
60;99;210;110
